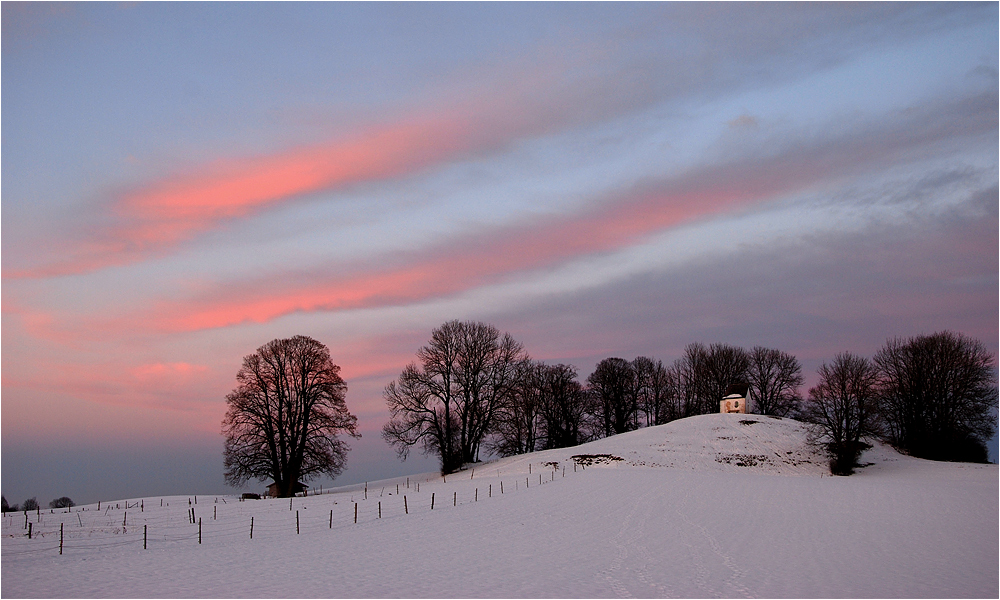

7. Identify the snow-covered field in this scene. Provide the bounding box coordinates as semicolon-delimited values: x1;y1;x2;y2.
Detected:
3;414;997;598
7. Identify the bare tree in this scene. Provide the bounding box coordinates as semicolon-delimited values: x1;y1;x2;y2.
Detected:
802;352;880;475
874;331;997;463
747;346;804;416
21;497;39;512
701;343;750;412
489;359;545;457
673;343;750;416
538;363;588;449
673;343;707;417
383;320;526;473
383;321;463;473
454;322;525;464
222;336;359;497
489;361;590;456
633;356;674;426
587;357;638;437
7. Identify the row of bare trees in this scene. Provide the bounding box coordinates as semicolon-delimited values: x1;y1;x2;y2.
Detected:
804;331;997;474
381;321;810;472
382;322;996;475
216;327;994;492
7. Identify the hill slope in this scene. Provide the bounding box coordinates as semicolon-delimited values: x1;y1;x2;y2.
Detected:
3;414;997;598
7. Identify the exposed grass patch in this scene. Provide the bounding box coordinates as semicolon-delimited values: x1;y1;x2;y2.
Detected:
571;454;624;466
716;453;771;467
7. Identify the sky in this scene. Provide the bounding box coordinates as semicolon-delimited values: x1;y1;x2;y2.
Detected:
2;2;997;506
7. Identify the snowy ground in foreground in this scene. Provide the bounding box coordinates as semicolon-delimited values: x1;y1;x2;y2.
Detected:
3;414;997;598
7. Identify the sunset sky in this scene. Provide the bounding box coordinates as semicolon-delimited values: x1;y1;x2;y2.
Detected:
3;3;997;505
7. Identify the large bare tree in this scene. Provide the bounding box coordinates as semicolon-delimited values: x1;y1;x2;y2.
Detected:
747;346;804;416
874;331;996;462
383;320;526;474
222;336;359;497
802;352;880;475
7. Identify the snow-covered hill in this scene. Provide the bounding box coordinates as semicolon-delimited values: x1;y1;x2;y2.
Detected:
3;414;997;598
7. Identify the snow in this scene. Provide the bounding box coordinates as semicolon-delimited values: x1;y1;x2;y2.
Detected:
3;414;997;598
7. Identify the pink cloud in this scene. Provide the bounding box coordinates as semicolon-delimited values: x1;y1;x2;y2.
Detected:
141;180;763;333
3;48;632;282
3;116;471;279
2;35;700;281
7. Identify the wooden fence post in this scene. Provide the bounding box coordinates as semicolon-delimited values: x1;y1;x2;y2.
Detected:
354;503;358;524
296;510;300;534
144;524;147;550
60;523;63;555
489;484;492;498
404;496;408;514
198;518;202;544
475;488;478;502
28;522;32;539
453;492;456;506
329;509;333;529
250;517;254;540
378;502;381;519
431;493;435;510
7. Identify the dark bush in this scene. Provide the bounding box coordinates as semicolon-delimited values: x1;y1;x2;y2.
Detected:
828;441;872;476
49;497;75;509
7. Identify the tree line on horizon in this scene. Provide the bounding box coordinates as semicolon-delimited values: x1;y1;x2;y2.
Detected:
1;496;74;514
382;321;997;476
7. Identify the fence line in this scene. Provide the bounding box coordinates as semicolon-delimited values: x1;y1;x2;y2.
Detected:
2;459;590;557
